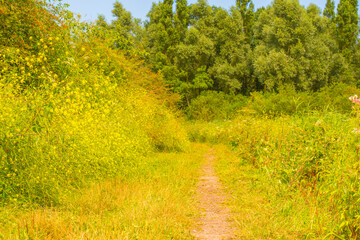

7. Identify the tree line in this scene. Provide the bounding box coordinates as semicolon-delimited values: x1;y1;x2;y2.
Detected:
97;0;360;106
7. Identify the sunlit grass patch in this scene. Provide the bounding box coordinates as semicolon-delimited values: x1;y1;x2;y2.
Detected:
214;145;329;239
197;111;359;238
0;143;207;239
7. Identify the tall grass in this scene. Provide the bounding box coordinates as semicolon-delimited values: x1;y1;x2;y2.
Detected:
188;110;360;238
0;143;207;239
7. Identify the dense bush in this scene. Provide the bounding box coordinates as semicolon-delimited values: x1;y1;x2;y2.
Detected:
0;0;188;206
187;91;248;121
247;84;310;116
237;83;360;116
187;83;360;121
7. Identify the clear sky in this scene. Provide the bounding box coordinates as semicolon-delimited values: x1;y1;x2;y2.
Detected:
62;0;339;23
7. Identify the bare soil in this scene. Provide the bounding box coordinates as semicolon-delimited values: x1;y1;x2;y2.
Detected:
191;149;235;240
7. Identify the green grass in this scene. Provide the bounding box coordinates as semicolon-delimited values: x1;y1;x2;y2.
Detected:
214;144;320;239
0;143;207;239
189;111;360;239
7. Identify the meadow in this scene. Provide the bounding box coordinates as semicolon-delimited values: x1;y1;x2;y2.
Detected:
0;1;198;238
188;102;360;238
0;144;207;239
2;0;360;239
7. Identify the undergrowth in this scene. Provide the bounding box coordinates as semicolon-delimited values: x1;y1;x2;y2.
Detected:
0;0;189;206
0;143;207;239
188;110;360;238
187;83;360;121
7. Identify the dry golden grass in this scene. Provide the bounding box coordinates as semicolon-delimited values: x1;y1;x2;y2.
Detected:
213;144;332;240
0;143;208;240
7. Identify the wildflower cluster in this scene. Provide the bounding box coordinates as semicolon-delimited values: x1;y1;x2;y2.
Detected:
349;95;360;104
0;0;188;206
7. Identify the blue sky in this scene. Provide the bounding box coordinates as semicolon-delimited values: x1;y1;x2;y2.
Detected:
62;0;339;22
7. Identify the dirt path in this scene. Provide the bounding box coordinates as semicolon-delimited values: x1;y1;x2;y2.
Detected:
191;149;235;240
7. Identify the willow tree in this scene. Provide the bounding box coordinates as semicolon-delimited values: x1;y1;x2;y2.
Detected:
253;0;351;91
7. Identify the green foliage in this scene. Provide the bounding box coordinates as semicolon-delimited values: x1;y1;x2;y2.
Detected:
313;83;360;113
187;91;247;121
248;84;309;116
0;0;188;206
186;83;360;122
193;66;213;90
174;0;189;42
253;0;353;91
144;0;253;101
188;109;360;237
110;1;143;50
236;0;255;44
144;0;176;63
336;0;359;59
324;0;336;20
209;6;253;94
142;0;359;106
246;83;360;116
95;1;144;55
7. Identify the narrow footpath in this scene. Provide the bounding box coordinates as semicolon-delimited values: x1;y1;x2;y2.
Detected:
191;149;235;240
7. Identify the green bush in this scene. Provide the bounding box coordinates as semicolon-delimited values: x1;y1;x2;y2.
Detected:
187;91;248;121
0;0;189;206
312;83;360;113
247;83;360;116
246;84;310;115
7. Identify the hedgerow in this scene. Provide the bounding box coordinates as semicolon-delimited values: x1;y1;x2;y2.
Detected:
0;0;188;206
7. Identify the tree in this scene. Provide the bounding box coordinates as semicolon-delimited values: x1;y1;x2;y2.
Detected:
209;6;252;94
323;0;335;20
336;0;359;58
236;0;255;44
144;0;178;69
253;0;351;91
173;1;216;102
110;1;142;50
162;0;176;53
174;0;189;42
96;14;108;29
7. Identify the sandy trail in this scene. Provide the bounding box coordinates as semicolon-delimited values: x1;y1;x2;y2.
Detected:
191;149;235;240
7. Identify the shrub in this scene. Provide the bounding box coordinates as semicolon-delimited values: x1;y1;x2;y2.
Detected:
0;0;189;206
247;83;360;116
187;91;248;121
